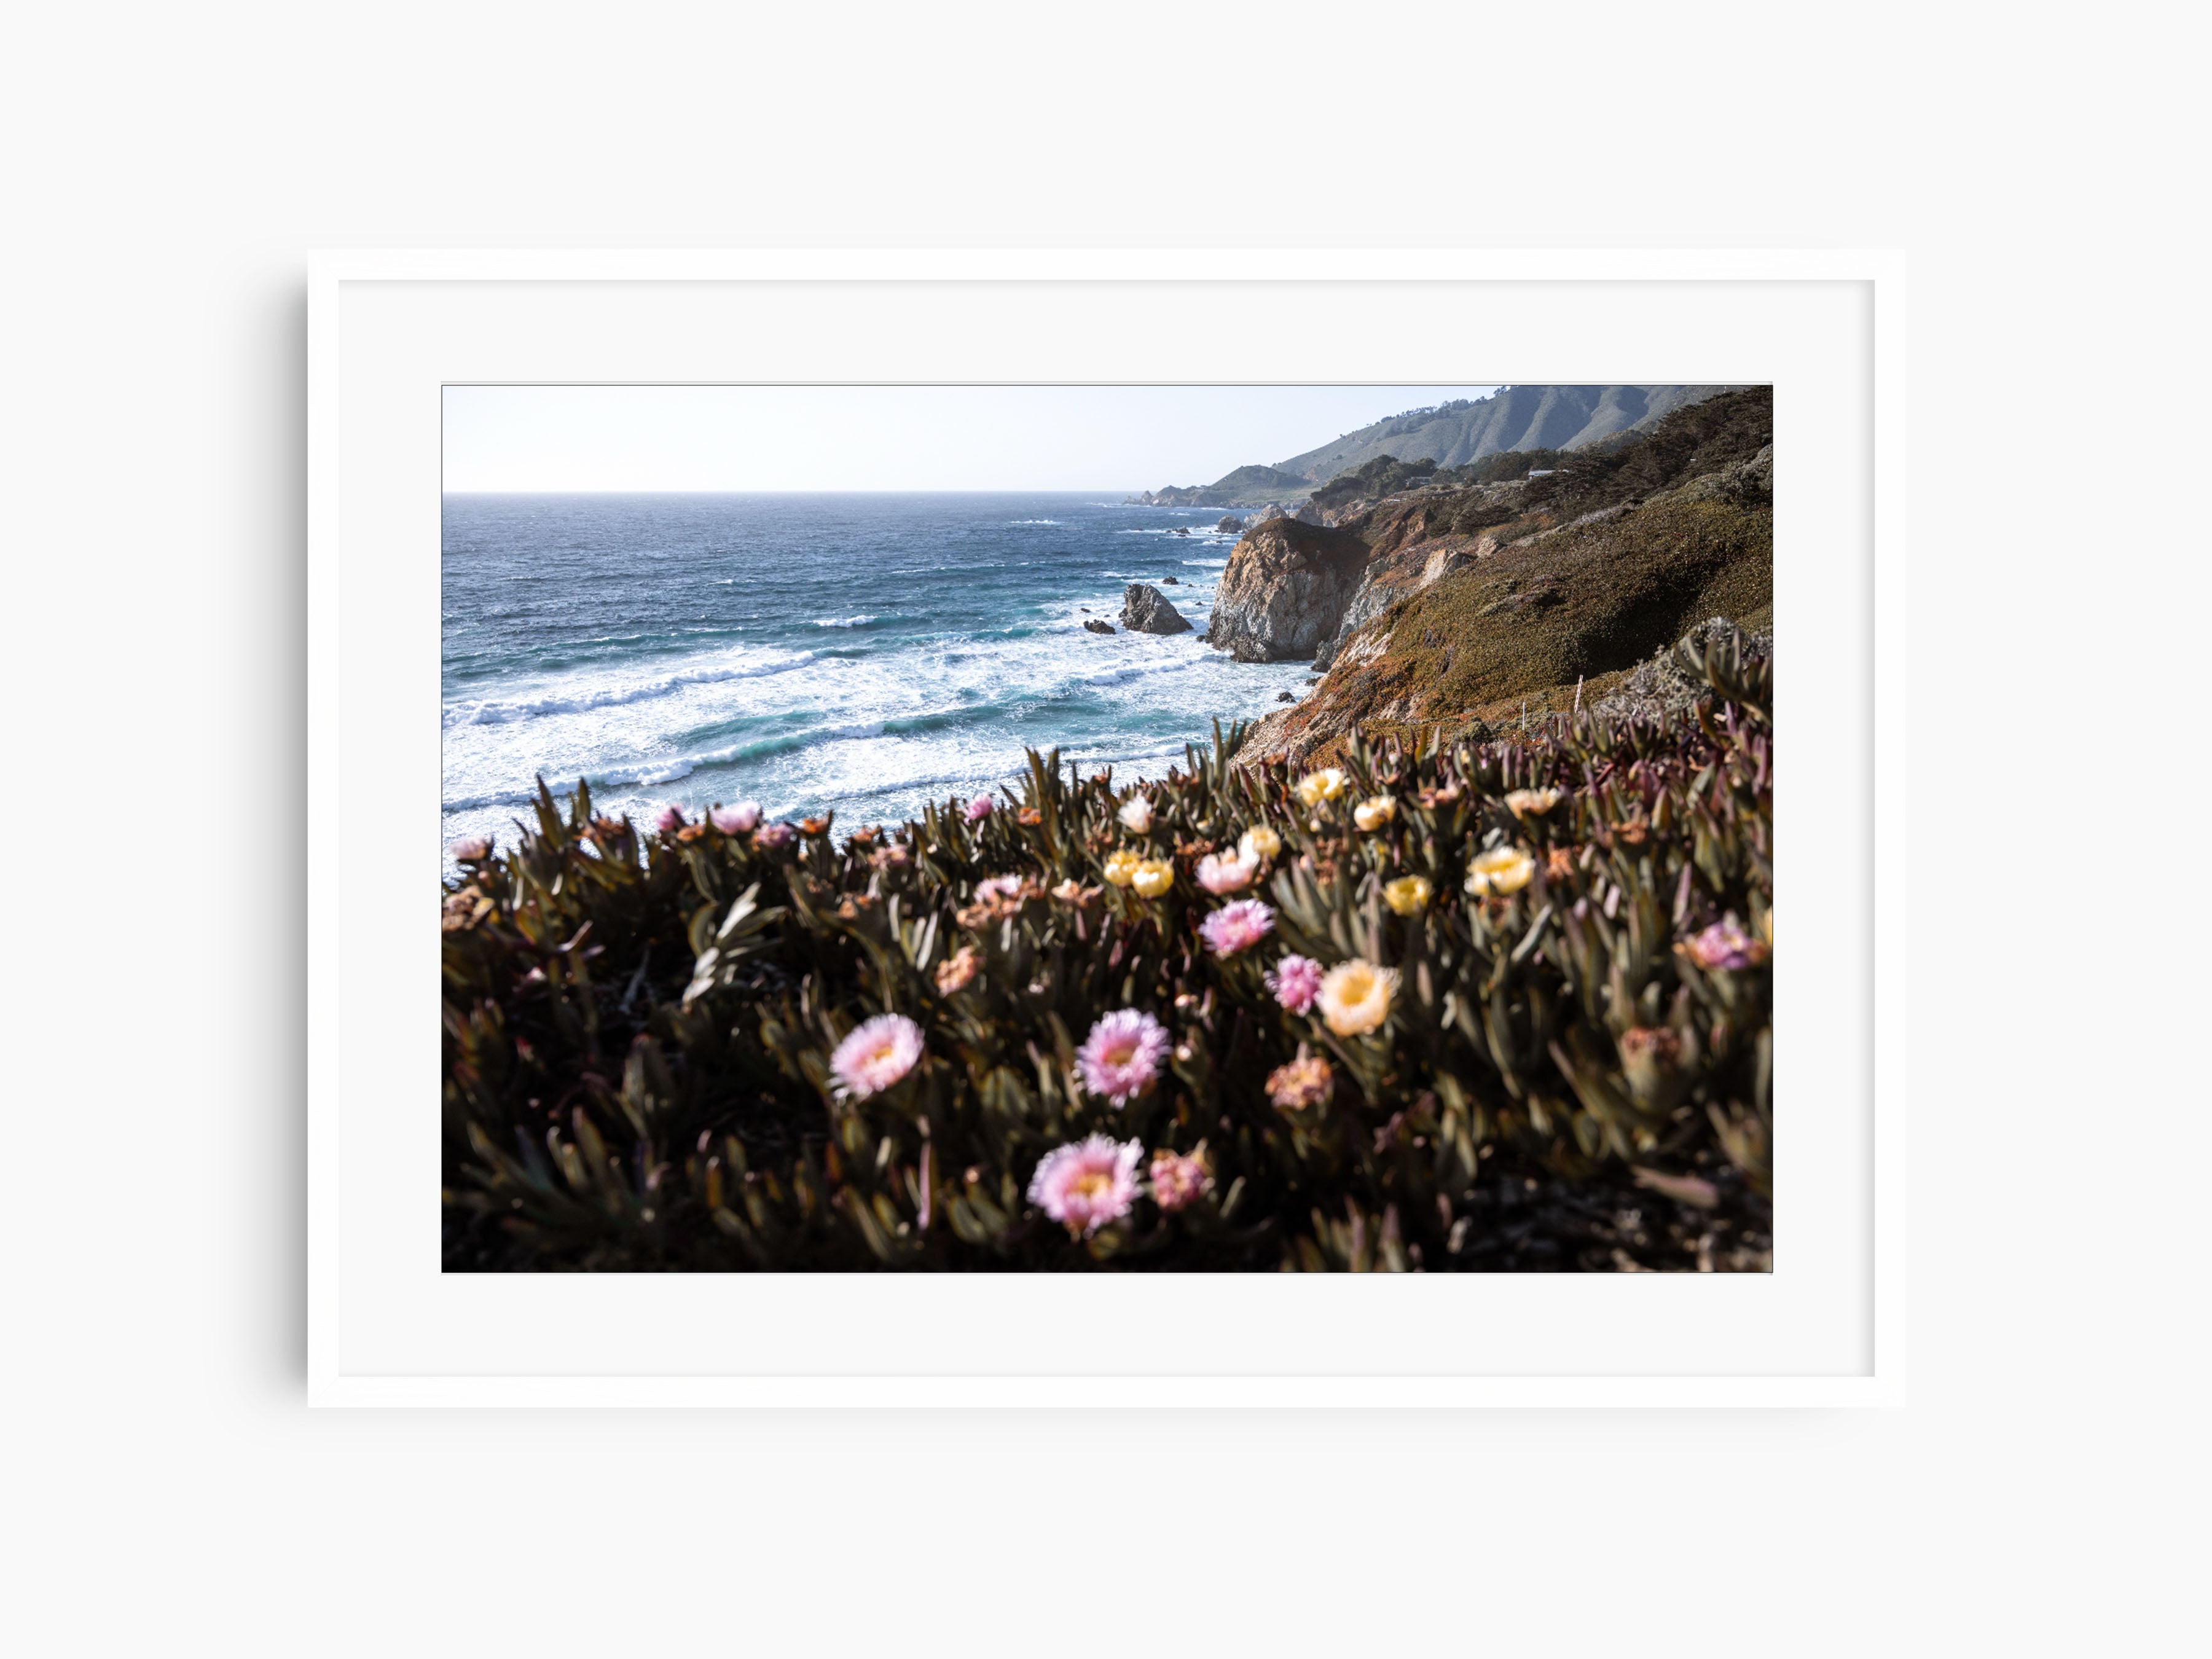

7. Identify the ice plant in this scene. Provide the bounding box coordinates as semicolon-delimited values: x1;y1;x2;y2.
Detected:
1027;1135;1143;1237
933;945;982;996
1465;845;1535;896
1148;1148;1210;1214
1237;824;1282;862
1504;786;1564;818
1353;794;1397;831
1316;959;1397;1037
447;835;492;863
1198;898;1274;957
1075;1008;1171;1105
828;1013;925;1100
754;821;796;850
1050;877;1100;906
1266;954;1324;1014
1130;858;1174;898
708;802;761;834
653;804;686;835
1118;795;1154;834
1382;874;1432;915
1682;912;1769;970
963;794;995;823
1266;1047;1334;1112
1295;767;1349;807
1195;850;1259;894
1102;849;1141;888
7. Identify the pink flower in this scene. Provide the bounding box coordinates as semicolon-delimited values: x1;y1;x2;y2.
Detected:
1028;1135;1143;1236
1265;954;1324;1014
975;874;1026;901
1075;1008;1172;1105
1682;913;1769;971
447;835;492;862
653;804;686;834
964;794;996;823
1148;1148;1211;1214
709;802;761;834
828;1013;925;1099
1198;899;1274;957
754;821;796;850
1195;850;1260;894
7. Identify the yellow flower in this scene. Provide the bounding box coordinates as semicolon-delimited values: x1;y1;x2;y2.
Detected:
1382;874;1432;915
1130;858;1175;898
1316;959;1397;1037
1353;794;1397;831
1465;846;1535;896
1102;849;1142;888
1238;823;1282;861
1504;786;1564;818
1294;767;1349;807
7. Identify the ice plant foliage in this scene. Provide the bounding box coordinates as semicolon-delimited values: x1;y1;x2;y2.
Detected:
1266;954;1324;1014
442;630;1776;1271
1316;960;1398;1037
1028;1135;1143;1236
1076;1009;1171;1105
828;1013;924;1099
1198;899;1274;957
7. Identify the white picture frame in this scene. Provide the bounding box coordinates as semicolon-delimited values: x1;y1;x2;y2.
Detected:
308;248;1906;1406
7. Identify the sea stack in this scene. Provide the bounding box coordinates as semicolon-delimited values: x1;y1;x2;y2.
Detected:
1121;582;1193;635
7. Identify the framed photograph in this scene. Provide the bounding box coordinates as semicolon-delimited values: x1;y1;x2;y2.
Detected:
308;249;1904;1404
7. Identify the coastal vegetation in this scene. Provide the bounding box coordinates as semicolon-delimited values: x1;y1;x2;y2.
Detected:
441;630;1772;1272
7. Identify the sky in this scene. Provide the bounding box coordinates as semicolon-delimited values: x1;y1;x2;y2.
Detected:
441;385;1503;492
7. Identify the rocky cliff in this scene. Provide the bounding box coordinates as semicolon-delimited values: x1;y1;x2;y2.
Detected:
1121;582;1193;635
1201;519;1371;662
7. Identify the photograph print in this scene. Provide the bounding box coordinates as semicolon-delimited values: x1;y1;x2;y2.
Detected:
441;382;1775;1273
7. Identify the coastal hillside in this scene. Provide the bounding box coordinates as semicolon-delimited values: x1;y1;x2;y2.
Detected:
1217;385;1773;764
1128;463;1316;508
1273;385;1744;481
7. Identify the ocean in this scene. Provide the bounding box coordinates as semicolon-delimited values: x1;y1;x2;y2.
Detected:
440;493;1309;853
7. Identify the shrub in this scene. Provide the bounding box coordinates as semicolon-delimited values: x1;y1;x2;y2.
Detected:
442;638;1775;1272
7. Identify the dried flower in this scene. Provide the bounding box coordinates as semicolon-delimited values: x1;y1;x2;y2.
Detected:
1016;806;1043;826
1353;794;1397;831
447;835;492;863
1545;846;1578;882
1682;913;1769;971
1417;783;1462;809
1266;954;1324;1014
1198;899;1275;957
1118;795;1154;833
1381;874;1432;915
653;804;686;835
1102;849;1141;888
1504;786;1564;818
1617;1026;1684;1069
963;795;995;823
754;821;796;850
1266;1046;1334;1112
799;816;831;837
1195;850;1260;894
871;842;912;871
1316;959;1397;1037
1051;878;1102;906
1027;1135;1143;1236
1465;845;1535;896
708;802;761;834
1294;767;1349;807
828;1013;924;1099
1148;1147;1211;1213
1237;824;1282;861
933;945;982;996
1129;858;1174;898
1075;1008;1171;1105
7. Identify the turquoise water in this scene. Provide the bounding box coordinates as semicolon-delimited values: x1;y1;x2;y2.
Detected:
441;492;1308;850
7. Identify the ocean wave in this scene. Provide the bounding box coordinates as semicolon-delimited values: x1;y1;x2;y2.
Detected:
442;650;818;727
1007;519;1062;525
813;614;880;628
1182;559;1229;567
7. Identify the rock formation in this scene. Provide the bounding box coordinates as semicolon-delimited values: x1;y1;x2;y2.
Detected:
1201;519;1371;662
1120;583;1193;635
1216;515;1245;533
1083;618;1116;635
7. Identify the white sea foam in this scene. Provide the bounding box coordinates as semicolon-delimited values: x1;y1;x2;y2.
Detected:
443;649;818;727
1182;558;1230;567
813;614;879;628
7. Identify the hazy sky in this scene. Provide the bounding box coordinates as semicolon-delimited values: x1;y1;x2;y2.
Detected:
442;385;1503;492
